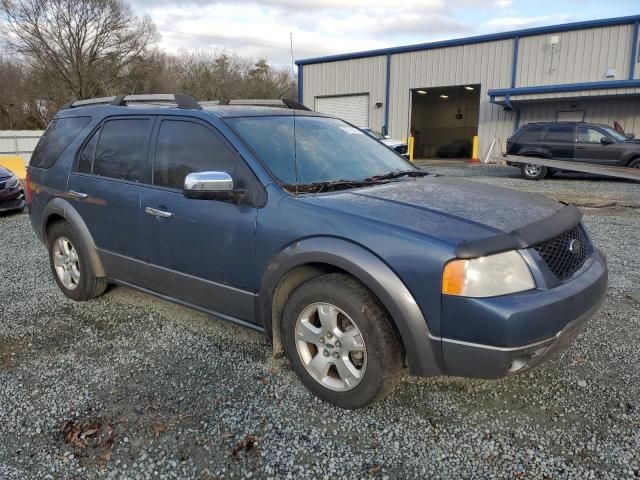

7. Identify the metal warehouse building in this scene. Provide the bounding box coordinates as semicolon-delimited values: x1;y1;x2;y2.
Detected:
296;15;640;161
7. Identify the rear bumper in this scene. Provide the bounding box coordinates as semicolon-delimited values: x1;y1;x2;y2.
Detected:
440;249;607;378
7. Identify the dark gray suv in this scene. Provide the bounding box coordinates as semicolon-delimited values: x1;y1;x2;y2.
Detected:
507;121;640;180
27;94;608;409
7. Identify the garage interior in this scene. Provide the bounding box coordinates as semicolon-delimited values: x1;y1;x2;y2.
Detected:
410;85;480;159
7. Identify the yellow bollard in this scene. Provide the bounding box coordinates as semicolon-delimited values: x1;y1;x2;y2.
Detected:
470;135;480;163
0;156;27;179
409;136;415;162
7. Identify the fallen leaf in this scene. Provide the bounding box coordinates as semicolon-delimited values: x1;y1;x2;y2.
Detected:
267;367;280;375
220;432;234;439
368;464;383;476
573;356;588;365
231;435;261;458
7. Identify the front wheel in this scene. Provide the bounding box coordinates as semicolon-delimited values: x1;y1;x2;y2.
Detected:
282;274;403;409
520;163;548;180
47;221;107;301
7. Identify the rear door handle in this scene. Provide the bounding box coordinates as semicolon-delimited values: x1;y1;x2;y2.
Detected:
68;190;88;200
145;206;173;218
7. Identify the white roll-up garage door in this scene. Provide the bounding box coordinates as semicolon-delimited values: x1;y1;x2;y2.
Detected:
315;94;369;128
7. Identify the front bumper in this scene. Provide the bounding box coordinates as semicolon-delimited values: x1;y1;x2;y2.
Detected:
0;188;25;213
440;249;608;378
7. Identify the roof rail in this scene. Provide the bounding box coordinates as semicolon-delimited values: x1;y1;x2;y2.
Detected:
62;93;203;110
199;98;311;111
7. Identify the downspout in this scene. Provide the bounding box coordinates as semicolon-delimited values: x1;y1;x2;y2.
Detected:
630;20;639;80
297;65;304;104
504;95;521;131
383;53;391;136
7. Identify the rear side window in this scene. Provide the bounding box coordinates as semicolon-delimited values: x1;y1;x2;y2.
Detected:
30;117;91;168
543;125;574;142
92;119;151;182
153;120;236;190
518;124;545;142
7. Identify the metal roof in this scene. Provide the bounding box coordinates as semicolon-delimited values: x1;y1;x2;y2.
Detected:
296;14;640;66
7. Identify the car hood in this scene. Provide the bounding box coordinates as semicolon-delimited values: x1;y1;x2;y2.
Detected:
301;176;573;256
0;166;12;179
381;138;405;147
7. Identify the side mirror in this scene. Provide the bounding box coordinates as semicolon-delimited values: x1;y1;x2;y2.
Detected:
184;171;241;201
384;135;391;139
600;136;614;145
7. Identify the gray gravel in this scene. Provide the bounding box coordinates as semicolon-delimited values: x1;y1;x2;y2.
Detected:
1;164;639;479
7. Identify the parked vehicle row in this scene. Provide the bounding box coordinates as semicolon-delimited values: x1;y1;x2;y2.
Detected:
27;95;607;408
506;121;640;180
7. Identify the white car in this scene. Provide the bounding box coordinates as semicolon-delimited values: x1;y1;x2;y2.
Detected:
361;128;409;157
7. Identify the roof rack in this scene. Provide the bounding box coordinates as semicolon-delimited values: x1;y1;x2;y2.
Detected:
199;98;311;111
62;93;203;110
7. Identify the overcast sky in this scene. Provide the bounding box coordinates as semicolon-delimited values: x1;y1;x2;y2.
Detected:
128;0;639;67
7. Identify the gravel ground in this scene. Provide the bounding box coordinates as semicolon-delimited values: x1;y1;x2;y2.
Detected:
0;164;639;479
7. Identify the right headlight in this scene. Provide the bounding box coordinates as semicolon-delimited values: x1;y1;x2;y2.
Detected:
442;250;535;297
7;173;19;188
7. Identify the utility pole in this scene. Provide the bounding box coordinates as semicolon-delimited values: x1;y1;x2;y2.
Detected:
8;103;14;131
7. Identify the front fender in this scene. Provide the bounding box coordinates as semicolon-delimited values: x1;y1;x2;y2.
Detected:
258;236;443;376
42;197;106;277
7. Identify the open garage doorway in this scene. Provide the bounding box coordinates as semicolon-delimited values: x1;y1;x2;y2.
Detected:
409;85;480;159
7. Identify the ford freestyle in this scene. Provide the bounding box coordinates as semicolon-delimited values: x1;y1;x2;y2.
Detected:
27;94;608;409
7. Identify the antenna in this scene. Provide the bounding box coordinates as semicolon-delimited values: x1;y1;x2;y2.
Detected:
290;32;295;100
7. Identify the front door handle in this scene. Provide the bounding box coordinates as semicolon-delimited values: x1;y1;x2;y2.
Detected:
145;206;173;218
68;190;88;200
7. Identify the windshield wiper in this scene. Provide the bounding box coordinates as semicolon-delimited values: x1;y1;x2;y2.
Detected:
283;179;375;194
364;170;429;182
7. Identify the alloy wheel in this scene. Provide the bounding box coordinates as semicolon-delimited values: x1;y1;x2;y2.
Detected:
524;164;542;177
294;302;367;392
53;237;81;290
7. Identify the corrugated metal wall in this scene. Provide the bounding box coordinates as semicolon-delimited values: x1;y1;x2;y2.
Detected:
0;131;43;164
516;24;634;86
301;19;640;160
518;97;640;135
388;39;515;156
302;57;387;132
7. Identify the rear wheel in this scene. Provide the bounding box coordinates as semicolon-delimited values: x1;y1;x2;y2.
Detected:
47;221;107;301
520;163;548;180
628;158;640;168
282;273;403;409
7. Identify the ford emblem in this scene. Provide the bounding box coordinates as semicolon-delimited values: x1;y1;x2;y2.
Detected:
568;239;583;255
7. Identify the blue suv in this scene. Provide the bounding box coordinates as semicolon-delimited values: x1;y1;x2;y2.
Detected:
27;94;608;409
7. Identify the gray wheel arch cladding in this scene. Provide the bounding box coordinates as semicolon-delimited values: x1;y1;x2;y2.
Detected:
258;237;443;376
41;197;106;277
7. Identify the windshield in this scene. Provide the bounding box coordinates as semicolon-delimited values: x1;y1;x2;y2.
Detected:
364;128;385;140
601;126;627;142
227;115;414;186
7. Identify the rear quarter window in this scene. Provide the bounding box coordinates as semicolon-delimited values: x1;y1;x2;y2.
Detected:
30;117;91;168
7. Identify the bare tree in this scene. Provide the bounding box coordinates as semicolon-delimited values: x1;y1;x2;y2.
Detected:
1;0;158;99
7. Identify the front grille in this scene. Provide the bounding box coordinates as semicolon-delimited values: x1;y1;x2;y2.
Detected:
534;224;592;281
0;195;24;210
